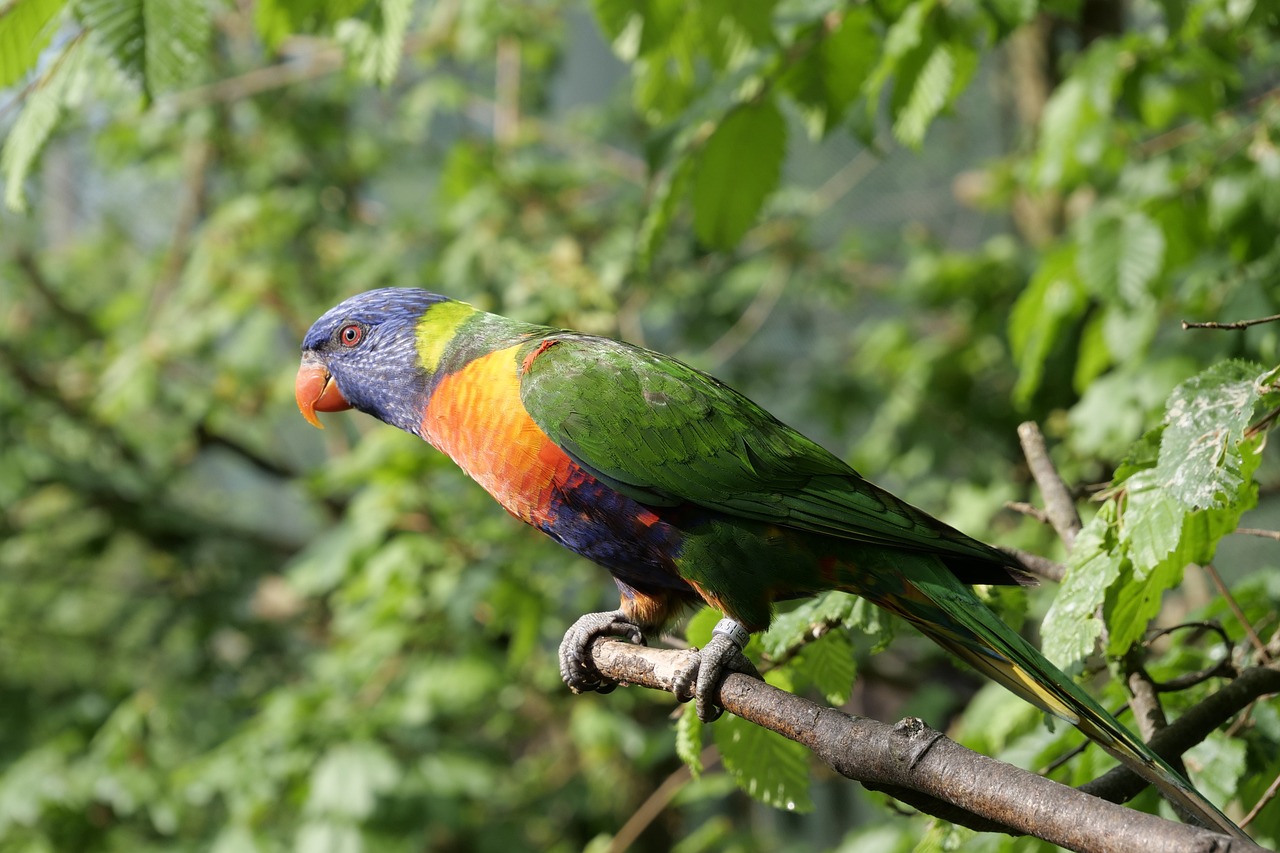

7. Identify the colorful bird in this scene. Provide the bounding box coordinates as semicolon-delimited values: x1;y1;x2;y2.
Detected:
296;288;1245;838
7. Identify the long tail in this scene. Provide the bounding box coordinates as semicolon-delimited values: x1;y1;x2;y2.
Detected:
847;553;1249;840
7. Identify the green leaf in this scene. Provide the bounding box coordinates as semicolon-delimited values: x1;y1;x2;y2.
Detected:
1041;502;1121;668
781;8;877;138
2;36;88;212
713;713;813;812
790;628;855;705
142;0;209;93
674;708;704;777
984;0;1037;32
1183;732;1247;809
1030;41;1121;188
691;97;786;248
1055;364;1268;661
635;154;693;273
78;0;210;98
335;0;411;85
864;0;934;109
295;821;361;853
304;741;399;820
1113;426;1163;484
254;0;368;49
722;0;777;48
892;43;954;148
1073;309;1112;392
1077;208;1166;305
683;605;721;649
1121;469;1185;576
1154;360;1266;509
1066;360;1194;461
762;591;865;658
1207;173;1255;233
1107;432;1262;656
1008;244;1087;406
0;0;67;87
1104;558;1184;657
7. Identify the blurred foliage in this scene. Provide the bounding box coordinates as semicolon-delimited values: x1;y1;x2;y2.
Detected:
3;0;1280;850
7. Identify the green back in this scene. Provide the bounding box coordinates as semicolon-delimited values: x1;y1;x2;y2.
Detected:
518;334;1017;572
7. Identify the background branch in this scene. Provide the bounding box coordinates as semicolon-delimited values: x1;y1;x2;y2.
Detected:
1081;662;1280;805
1017;421;1082;549
589;639;1267;853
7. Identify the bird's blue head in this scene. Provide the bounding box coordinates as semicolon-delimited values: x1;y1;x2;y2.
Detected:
296;288;454;435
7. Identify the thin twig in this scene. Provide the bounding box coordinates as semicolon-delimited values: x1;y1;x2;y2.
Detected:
1240;770;1280;828
14;250;98;338
1246;407;1280;440
160;43;348;111
1081;662;1280;807
701;261;790;369
996;546;1066;583
494;37;521;147
1005;500;1051;525
1017;422;1082;550
1143;622;1238;691
1141;85;1280;158
1181;313;1280;331
1204;564;1272;664
1040;737;1096;777
1234;527;1280;542
608;746;719;853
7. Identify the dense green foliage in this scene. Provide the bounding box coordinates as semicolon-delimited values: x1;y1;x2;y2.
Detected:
3;0;1280;850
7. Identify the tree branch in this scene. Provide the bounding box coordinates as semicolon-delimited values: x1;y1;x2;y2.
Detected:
1181;313;1280;331
997;545;1067;583
1017;421;1082;550
589;639;1268;852
1081;662;1280;805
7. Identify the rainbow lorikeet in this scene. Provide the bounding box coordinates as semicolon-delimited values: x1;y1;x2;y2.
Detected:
296;288;1244;838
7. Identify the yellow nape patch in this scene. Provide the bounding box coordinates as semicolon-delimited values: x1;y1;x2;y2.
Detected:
417;300;479;372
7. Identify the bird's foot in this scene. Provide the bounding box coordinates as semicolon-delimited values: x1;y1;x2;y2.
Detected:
673;617;762;722
559;609;645;695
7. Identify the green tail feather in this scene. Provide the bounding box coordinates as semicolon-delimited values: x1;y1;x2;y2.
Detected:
845;552;1248;840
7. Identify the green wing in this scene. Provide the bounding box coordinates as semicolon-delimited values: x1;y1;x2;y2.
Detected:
518;334;1017;572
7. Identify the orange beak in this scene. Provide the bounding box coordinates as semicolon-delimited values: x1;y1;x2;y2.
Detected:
295;357;352;429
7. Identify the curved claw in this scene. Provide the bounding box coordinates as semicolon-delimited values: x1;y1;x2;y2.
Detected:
674;624;763;723
559;609;645;695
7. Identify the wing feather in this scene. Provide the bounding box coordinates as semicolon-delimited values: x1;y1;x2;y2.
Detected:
518;335;1020;574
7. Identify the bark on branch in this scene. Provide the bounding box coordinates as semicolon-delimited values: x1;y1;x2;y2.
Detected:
588;638;1271;853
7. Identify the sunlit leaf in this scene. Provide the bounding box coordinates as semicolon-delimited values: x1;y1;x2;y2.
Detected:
1;35;87;211
782;8;877;138
1155;361;1265;509
77;0;210;98
335;0;411;85
691;97;786;248
713;712;813;812
1009;245;1087;406
892;43;953;148
762;591;862;658
674;708;704;777
635;155;693;272
1077;207;1166;305
305;743;400;820
791;628;855;705
1042;502;1121;668
0;0;67;87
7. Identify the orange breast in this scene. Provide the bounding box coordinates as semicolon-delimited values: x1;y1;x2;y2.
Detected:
421;345;573;526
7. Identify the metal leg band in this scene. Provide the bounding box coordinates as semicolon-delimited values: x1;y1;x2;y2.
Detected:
711;617;750;650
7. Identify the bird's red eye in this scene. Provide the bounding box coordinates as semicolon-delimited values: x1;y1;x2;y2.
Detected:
339;324;363;347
